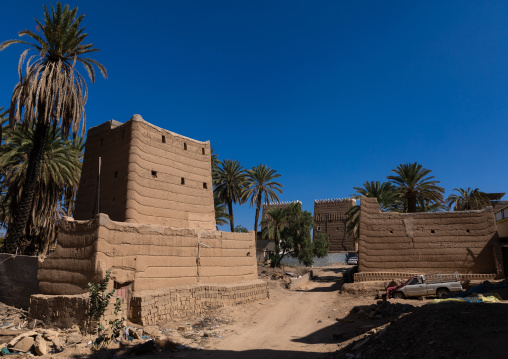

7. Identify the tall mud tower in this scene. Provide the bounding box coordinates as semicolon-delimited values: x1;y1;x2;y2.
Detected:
313;198;356;252
74;114;215;230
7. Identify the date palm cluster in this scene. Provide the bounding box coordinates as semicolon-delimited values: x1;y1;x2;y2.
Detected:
211;149;283;233
0;2;106;254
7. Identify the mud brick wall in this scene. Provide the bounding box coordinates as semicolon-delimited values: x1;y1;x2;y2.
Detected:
313;198;356;252
74;115;215;230
358;197;502;276
129;280;269;326
38;214;258;295
29;294;126;331
0;254;39;309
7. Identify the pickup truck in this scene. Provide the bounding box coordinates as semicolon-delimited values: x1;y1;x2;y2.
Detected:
386;273;463;299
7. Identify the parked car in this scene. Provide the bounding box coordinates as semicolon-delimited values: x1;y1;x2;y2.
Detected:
347;255;358;265
386;272;463;299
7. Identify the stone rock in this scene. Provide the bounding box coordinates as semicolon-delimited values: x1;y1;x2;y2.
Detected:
7;331;37;347
66;332;82;344
12;336;35;353
136;329;143;339
34;336;47;356
154;334;168;347
142;325;160;338
177;326;186;332
52;337;65;352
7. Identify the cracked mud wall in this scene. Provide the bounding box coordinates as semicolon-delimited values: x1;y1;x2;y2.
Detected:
358;197;502;275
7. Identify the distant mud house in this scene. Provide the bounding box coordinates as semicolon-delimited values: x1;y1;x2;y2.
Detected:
313;198;356;252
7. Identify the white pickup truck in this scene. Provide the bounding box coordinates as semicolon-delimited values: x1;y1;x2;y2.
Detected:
386;273;463;299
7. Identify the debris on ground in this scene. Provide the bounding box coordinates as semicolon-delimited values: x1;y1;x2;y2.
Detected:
349;300;415;320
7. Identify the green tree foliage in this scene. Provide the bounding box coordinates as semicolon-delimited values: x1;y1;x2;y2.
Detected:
244;164;283;233
447;188;491;211
85;269;124;349
262;202;329;267
345;181;397;241
0;121;83;254
214;159;247;232
0;2;107;253
234;224;248;233
213;193;230;229
387;162;445;213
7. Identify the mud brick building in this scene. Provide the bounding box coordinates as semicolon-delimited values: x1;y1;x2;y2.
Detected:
313;198;356;252
30;115;268;328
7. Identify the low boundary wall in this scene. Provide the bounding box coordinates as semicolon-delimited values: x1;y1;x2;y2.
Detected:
0;254;39;309
30;280;268;329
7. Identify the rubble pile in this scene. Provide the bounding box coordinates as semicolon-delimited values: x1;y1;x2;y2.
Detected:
0;302;30;330
350;300;415;320
0;328;72;356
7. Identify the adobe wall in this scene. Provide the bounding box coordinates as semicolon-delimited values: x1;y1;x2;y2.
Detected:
74;115;215;230
358;197;503;276
38;214;258;295
0;254;39;309
313;198;356;252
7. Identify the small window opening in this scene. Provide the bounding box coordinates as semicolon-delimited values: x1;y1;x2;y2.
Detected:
390;230;393;234
431;229;435;234
162;135;166;143
317;226;321;231
336;227;339;231
181;177;185;185
114;171;118;178
122;130;125;139
203;182;208;189
100;138;104;146
151;170;157;178
184;143;187;150
202;148;205;155
466;229;470;233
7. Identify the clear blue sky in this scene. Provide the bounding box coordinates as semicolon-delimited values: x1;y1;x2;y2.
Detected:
1;1;508;232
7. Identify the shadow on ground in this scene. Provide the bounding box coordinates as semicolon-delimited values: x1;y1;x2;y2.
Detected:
70;347;332;359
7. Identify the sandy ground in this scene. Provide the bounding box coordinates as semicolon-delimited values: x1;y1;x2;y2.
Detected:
170;265;367;359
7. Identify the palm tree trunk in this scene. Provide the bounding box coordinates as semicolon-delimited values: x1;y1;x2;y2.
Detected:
228;200;235;232
254;192;262;233
4;122;49;254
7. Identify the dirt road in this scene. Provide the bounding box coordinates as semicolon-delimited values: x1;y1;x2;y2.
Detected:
173;266;352;359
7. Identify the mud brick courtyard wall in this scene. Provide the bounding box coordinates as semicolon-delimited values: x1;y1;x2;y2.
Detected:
74;115;216;230
37;214;258;295
0;254;39;309
357;197;504;278
313;198;356;252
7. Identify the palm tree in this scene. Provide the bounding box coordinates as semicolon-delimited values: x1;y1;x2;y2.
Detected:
387;162;445;213
0;124;82;254
0;2;107;253
447;188;491;211
261;207;287;267
214;159;247;232
244;164;283;233
345;181;398;242
213;193;230;229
